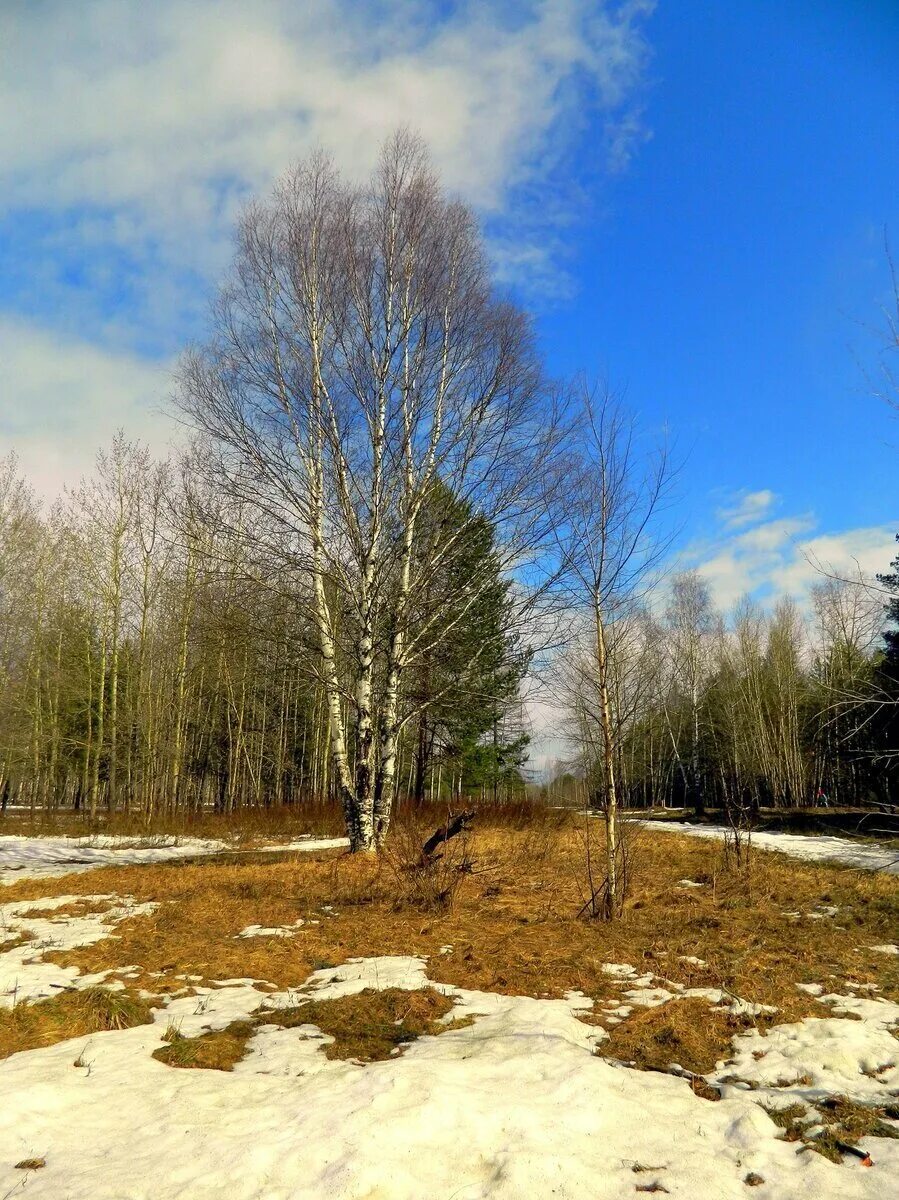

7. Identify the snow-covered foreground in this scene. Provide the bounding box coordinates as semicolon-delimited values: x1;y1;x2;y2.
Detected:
637;820;899;875
2;902;898;1197
0;833;349;885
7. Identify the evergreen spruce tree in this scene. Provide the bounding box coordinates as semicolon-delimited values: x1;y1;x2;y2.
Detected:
407;483;530;803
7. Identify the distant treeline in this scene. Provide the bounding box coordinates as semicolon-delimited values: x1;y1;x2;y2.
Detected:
546;563;899;813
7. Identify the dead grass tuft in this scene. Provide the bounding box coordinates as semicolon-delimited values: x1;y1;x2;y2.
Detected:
762;1102;809;1138
152;1020;256;1071
261;987;466;1062
0;986;153;1059
604;997;757;1076
0;933;28;953
382;816;474;913
765;1096;899;1163
149;987;467;1073
814;1095;899;1145
16;899;115;921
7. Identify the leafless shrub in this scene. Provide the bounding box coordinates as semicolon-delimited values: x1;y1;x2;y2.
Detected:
382;812;474;912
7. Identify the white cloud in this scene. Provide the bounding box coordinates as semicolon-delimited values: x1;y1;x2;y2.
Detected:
769;527;897;599
715;488;778;529
0;1;656;496
0;318;175;502
687;510;896;613
0;1;654;292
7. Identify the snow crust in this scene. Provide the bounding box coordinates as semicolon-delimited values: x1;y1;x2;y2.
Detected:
637;820;899;874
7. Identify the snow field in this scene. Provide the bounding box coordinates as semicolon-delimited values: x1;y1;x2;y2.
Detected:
636;820;899;875
1;897;898;1198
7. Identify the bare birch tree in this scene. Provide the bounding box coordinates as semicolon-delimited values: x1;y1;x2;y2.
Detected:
177;132;557;850
555;387;673;918
664;570;716;815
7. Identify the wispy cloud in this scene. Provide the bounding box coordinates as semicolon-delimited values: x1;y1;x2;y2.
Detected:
0;318;175;501
686;494;895;611
715;487;778;529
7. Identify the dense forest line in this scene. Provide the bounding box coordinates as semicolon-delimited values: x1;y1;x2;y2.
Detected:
0;446;528;822
1;438;896;822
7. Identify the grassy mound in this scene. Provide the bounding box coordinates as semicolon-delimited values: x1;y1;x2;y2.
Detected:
0;986;153;1058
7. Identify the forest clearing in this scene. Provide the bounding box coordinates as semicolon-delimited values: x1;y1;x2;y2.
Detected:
3;4;899;1197
1;810;899;1198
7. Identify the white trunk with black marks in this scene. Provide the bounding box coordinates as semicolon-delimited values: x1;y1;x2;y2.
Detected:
374;643;402;846
353;570;377;849
314;559;362;846
373;256;451;845
595;599;622;919
373;477;414;844
309;431;364;846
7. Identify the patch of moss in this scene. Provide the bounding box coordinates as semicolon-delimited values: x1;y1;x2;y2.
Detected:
260;987;467;1062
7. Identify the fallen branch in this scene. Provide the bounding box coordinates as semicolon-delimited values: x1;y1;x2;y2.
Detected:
420;810;476;864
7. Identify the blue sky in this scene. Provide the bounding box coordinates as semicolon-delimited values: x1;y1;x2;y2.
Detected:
1;0;897;608
542;1;898;558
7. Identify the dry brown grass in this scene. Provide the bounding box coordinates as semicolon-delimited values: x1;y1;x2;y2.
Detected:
0;795;547;844
0;986;153;1058
151;987;465;1071
381;817;476;912
261;987;465;1061
0;797;347;842
604;997;762;1076
3;820;898;1067
0;933;28;953
815;1095;899;1142
765;1095;899;1162
13;899;116;921
153;1020;256;1071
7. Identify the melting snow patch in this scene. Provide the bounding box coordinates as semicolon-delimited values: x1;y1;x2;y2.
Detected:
714;1003;899;1106
620;980;775;1019
0;833;349;884
0;834;229;884
638;820;899;875
236;920;305;939
869;944;899;956
1;894;157;1007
